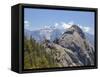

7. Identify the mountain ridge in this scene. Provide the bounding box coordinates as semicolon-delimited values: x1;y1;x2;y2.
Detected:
25;24;93;45
24;24;95;69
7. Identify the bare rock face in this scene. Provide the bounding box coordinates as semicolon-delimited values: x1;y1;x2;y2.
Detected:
58;25;94;66
44;42;83;67
42;25;94;67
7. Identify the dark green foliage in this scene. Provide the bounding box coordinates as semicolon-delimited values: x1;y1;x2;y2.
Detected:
24;36;58;69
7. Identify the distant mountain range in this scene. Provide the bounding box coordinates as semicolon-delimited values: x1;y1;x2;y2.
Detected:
25;25;94;45
85;33;94;45
25;26;65;42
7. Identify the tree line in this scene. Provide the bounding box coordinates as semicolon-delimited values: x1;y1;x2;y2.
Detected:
24;36;58;69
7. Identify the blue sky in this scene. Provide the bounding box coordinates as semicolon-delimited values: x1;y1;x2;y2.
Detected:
24;8;95;35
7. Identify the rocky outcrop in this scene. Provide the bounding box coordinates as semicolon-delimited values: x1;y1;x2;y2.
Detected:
43;42;83;67
58;25;94;66
39;25;95;67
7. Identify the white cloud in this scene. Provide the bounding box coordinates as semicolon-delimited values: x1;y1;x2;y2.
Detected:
61;21;73;29
83;27;90;32
24;20;29;24
44;25;50;29
78;25;90;33
54;23;59;27
24;20;30;27
68;21;74;25
44;23;59;29
60;21;91;34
